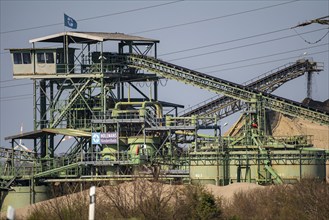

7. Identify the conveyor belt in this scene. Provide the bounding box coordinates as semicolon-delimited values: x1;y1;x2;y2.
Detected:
180;59;323;118
125;54;329;125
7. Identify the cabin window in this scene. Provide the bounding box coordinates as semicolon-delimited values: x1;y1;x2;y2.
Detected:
46;53;54;63
22;53;31;64
37;52;54;64
37;53;45;63
13;52;31;64
13;53;22;64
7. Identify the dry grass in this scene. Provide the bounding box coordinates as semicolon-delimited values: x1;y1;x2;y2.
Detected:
26;179;222;220
12;178;329;220
223;179;329;220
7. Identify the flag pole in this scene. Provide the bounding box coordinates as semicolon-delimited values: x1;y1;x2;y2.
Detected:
63;13;66;73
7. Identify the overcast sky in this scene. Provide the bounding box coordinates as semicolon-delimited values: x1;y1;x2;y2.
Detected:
0;0;328;148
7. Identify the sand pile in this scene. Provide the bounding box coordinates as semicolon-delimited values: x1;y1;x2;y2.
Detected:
272;115;329;149
224;98;329;150
6;181;263;219
205;182;264;200
273;98;329;149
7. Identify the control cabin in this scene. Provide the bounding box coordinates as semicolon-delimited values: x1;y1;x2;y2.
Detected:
9;48;75;76
8;31;159;79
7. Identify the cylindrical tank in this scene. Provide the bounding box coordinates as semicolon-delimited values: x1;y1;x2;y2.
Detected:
271;149;326;183
1;185;50;212
229;151;263;184
190;163;222;185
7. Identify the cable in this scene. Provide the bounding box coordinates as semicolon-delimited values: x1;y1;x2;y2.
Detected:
167;28;328;62
0;1;183;35
293;28;329;44
0;79;18;83
0;96;33;102
160;27;291;56
1;0;297;36
195;43;328;71
0;82;32;89
0;93;33;101
205;50;328;74
130;0;299;35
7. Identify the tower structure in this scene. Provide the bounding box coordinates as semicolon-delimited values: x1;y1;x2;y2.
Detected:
1;31;329;212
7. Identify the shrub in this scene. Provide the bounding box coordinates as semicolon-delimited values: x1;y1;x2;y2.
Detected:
223;179;329;220
26;180;223;220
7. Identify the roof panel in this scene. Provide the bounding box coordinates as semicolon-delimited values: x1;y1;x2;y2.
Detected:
29;31;159;44
5;128;91;140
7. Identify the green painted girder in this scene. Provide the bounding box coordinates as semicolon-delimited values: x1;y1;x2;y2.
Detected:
125;54;329;125
264;162;284;184
50;79;92;128
33;162;79;178
181;59;322;118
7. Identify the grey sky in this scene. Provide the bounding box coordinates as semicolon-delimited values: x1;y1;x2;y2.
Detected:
0;0;328;148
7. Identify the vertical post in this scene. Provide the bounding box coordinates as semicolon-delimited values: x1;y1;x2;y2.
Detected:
89;186;96;220
49;82;54;159
117;83;121;100
88;44;91;65
237;166;241;183
299;148;302;180
32;43;36;75
121;82;124;101
6;206;15;220
246;166;251;183
153;81;157;101
65;34;69;73
11;141;14;176
40;80;47;159
154;43;158;101
128;84;131;102
33;80;37;130
117;121;120;161
307;71;312;98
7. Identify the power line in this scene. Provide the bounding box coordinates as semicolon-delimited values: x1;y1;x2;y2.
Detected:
1;0;297;36
167;28;328;62
195;43;328;71
0;93;33;101
205;50;328;74
293;28;329;45
159;27;291;56
130;0;299;35
0;82;32;89
0;1;183;35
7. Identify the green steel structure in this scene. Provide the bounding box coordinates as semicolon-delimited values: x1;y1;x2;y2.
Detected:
1;31;328;211
180;59;323;119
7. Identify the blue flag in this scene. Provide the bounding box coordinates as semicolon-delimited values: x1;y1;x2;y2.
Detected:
64;14;77;29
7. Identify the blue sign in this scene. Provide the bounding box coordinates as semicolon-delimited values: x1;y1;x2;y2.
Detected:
91;133;100;145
